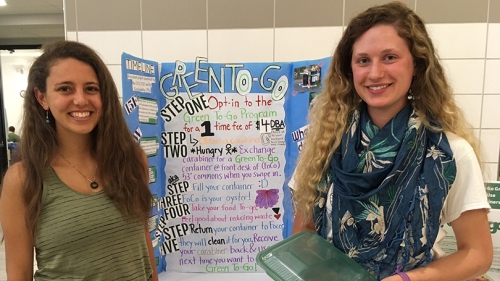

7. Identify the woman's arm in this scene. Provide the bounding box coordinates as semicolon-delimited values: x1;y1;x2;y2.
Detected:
144;226;159;281
0;163;34;280
139;151;159;281
383;208;492;281
292;210;316;235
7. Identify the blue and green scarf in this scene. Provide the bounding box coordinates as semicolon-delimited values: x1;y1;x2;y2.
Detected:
313;104;456;280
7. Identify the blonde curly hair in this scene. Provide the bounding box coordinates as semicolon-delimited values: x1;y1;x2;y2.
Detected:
293;1;480;225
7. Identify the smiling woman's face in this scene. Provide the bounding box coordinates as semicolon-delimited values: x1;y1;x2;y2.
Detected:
35;58;102;138
351;24;415;126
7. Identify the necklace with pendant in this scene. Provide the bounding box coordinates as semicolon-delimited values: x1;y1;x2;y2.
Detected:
60;154;99;189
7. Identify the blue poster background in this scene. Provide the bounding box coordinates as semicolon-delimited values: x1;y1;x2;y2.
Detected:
121;53;165;273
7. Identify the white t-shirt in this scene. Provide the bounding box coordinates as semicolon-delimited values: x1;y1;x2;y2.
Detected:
439;132;490;224
290;132;490;257
432;132;490;258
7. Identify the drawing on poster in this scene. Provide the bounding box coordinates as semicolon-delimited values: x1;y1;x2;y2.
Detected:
293;63;323;93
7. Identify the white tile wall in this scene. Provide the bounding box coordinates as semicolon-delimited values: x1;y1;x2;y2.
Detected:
454;94;483;128
473;129;481;139
66;31;77;41
487;24;500;58
143;30;208;63
441;59;485;94
207;29;274;63
107;64;123;98
274;27;343;62
481;95;500;129
427;23;487;59
484;25;500;171
484;59;500;94
484;163;499;182
480;129;500;163
77;31;143;64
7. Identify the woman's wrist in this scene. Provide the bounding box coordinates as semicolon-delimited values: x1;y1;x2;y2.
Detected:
381;275;406;281
396;271;410;281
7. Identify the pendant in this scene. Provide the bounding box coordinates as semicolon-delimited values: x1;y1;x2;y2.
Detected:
90;181;99;189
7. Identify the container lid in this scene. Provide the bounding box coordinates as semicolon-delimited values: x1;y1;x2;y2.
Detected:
256;231;376;281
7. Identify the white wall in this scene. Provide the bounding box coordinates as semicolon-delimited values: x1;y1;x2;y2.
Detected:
425;23;500;181
1;50;40;131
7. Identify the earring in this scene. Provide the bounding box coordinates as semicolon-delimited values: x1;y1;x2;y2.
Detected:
407;88;414;100
46;110;50;123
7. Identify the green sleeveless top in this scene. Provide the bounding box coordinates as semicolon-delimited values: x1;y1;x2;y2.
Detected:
34;168;153;281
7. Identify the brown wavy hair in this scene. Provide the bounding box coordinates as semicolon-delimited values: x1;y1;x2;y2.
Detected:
17;40;152;239
293;1;479;224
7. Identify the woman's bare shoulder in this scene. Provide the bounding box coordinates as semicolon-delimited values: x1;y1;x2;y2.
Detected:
1;162;26;195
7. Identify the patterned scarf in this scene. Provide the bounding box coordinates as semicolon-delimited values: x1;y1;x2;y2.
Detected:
313;104;456;280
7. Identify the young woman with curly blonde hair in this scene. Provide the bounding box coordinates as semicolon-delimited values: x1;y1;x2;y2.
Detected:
292;2;492;280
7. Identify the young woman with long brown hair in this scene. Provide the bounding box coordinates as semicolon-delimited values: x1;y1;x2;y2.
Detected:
0;40;158;281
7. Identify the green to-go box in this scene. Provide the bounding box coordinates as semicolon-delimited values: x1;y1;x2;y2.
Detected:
256;231;376;281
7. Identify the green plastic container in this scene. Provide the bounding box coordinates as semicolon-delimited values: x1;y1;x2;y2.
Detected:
256;231;376;281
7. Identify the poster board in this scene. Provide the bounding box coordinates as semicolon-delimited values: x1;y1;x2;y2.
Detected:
121;53;331;273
